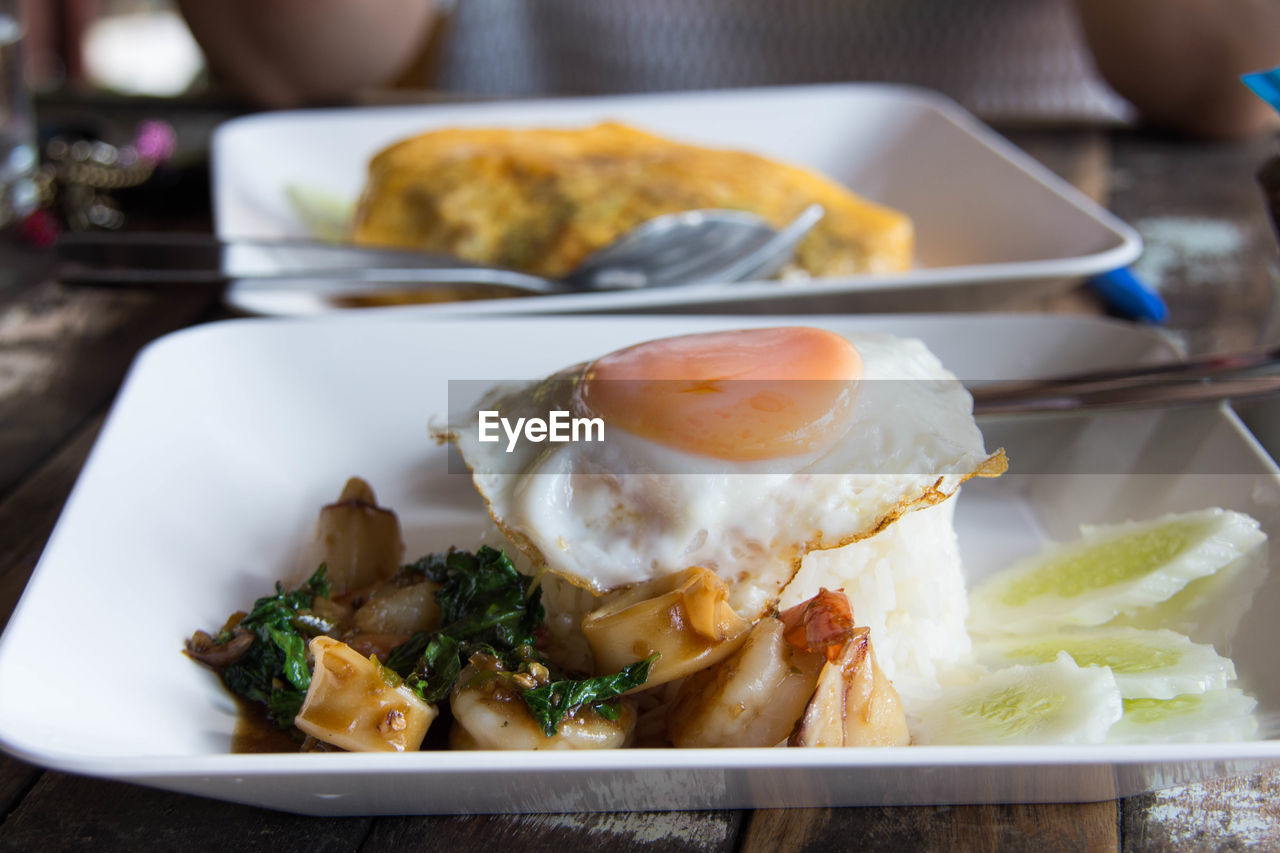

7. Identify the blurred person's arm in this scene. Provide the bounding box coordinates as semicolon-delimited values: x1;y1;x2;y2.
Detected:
177;0;438;108
1076;0;1280;137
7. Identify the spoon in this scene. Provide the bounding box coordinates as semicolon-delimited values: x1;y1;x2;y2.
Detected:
970;343;1280;415
55;205;826;299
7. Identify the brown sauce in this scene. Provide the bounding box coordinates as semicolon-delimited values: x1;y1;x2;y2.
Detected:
230;697;303;753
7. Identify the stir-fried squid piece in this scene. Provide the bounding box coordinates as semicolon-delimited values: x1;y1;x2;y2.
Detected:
299;477;405;595
582;566;750;688
666;588;909;748
784;590;910;747
295;636;437;752
449;655;637;750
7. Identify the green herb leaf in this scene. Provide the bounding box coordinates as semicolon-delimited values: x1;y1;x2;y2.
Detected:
406;635;466;704
522;654;657;737
266;686;306;725
219;564;329;727
385;549;655;737
405;546;544;649
267;626;311;693
388;547;545;702
383;631;431;677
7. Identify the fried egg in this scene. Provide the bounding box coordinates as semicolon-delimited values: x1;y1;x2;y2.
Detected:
447;326;1005;619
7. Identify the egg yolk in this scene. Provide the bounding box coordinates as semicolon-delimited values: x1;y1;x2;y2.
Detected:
579;327;862;461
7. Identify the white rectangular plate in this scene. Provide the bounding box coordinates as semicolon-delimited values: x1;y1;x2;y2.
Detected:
212;84;1141;317
1;314;1277;816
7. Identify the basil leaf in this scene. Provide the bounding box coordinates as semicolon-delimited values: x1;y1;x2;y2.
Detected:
522;654;657;737
218;564;329;727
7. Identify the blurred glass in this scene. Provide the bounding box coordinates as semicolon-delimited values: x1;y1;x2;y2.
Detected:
0;0;35;227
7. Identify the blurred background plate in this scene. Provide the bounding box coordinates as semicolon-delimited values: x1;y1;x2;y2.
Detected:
211;84;1141;316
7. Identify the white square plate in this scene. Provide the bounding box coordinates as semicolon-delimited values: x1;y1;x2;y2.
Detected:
1;314;1276;816
212;84;1141;317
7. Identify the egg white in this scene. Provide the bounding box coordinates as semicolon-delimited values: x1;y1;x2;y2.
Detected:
447;331;1005;619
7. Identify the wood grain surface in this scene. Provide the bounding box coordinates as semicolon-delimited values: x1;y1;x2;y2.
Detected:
0;122;1277;851
743;802;1119;853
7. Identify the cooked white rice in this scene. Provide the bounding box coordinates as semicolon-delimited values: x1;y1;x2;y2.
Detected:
778;496;972;711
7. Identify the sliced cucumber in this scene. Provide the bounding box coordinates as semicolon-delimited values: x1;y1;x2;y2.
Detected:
912;652;1122;745
972;627;1235;700
969;509;1265;635
1107;688;1258;744
1106;545;1267;649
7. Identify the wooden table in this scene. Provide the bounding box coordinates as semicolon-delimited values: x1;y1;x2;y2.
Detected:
0;118;1278;852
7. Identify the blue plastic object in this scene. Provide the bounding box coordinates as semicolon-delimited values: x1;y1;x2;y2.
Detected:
1242;68;1280;112
1087;267;1168;324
